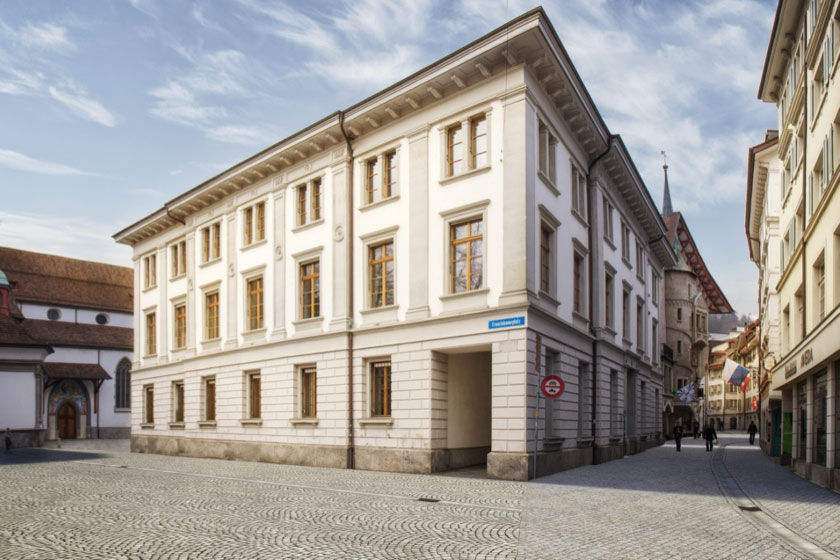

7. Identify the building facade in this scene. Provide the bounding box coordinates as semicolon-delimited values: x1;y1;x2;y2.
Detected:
660;167;732;435
0;247;133;447
758;0;840;490
115;9;676;481
746;130;785;454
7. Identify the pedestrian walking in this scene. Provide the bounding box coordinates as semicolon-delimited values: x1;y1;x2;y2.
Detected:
4;427;11;452
672;421;684;452
703;422;717;452
692;420;700;439
748;420;758;446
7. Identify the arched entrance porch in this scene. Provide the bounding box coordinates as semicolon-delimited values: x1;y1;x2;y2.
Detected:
47;380;90;440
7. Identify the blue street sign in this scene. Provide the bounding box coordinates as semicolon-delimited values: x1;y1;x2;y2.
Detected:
488;316;525;330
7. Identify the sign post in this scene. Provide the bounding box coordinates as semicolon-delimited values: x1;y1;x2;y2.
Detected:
534;375;564;479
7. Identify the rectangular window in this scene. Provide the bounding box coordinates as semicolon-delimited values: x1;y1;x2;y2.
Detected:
817;260;826;321
300;260;320;319
635;242;645;280
652;273;660;304
204;377;216;421
447;124;463;176
170;241;186;278
173;381;184;423
621;222;631;263
571;166;587;217
470;115;488;169
365;158;380;204
205;291;219;340
605;270;614;329
383;151;397;198
144;385;154;424
450;217;483;293
201;223;221;263
652;319;658;361
243;201;266;245
573;252;585;314
603;197;614;242
636;299;645;351
297;184;307;226
369;241;394;308
677;307;682;322
538;121;557;182
145;312;156;355
540;225;552;293
311;179;321;221
301;367;317;418
247;276;264;330
622;287;631;340
370;361;391;417
248;371;261;419
577;362;589;437
144;254;157;288
174;303;186;349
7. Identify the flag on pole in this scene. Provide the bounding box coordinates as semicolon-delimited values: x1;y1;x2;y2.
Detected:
676;382;695;404
751;396;758;410
722;359;751;390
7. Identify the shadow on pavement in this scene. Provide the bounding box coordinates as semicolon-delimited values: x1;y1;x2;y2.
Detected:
527;434;840;505
0;448;108;465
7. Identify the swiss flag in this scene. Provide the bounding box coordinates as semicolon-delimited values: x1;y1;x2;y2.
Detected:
751;396;758;410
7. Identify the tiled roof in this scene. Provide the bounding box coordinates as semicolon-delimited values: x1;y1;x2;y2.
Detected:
22;319;132;350
0;314;45;347
42;362;111;380
0;246;132;312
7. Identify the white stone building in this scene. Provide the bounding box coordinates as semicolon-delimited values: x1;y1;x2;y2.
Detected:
758;0;840;490
0;247;133;447
114;8;676;480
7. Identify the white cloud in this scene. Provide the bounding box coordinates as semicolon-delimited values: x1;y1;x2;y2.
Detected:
169;169;183;175
0;149;96;176
191;5;227;34
18;22;74;51
0;210;131;267
206;124;273;145
48;85;119;127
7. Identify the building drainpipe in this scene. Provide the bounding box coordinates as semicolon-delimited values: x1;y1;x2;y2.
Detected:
802;21;808;342
587;134;617;462
339;112;355;470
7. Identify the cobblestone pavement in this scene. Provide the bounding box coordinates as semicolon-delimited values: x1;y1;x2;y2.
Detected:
0;434;837;559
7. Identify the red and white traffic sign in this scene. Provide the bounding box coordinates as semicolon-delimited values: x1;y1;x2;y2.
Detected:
541;375;564;399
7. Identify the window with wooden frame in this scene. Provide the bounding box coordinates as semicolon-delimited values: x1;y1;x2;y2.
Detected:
622;286;631;340
173;381;184;423
370;361;391;417
470;115;488;169
247;276;264;330
636;298;645;351
571;165;587;218
205;291;219;340
201;222;221;263
651;272;660;305
297;184;308;226
383;151;397;198
538;120;557;183
173;303;186;349
204;377;216;421
145;311;156;355
369;241;394;308
446;123;464;176
311;178;322;221
365;157;380;204
247;371;261;419
170;241;186;278
621;222;631;263
144;385;154;424
300;260;320;319
450;217;483;293
540;225;552;294
243;201;266;246
573;251;585;314
635;241;645;281
605;269;615;329
602;196;614;243
300;367;317;418
143;253;157;288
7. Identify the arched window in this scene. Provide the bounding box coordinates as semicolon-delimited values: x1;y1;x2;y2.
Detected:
115;358;131;410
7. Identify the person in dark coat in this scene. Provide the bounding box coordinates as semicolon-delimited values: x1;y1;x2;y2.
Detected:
748;421;758;445
672;421;684;452
703;422;718;452
4;428;11;452
692;420;700;439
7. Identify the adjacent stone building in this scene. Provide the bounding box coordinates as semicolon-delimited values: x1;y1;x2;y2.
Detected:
114;8;676;480
660;166;732;435
756;0;840;490
0;247;133;447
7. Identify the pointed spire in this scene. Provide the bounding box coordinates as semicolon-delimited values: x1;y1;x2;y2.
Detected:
661;150;673;217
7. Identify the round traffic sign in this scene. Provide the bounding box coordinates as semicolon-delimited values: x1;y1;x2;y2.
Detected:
541;375;564;399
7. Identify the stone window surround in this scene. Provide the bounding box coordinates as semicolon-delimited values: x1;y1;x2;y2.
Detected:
170;295;187;352
292;246;324;324
359;225;399;314
199;280;222;344
439;199;490;312
240;198;268;248
143;305;157;358
292;174;326;230
241;264;267;334
538;204;561;304
358;142;401;208
437;104;493;182
363;357;393;423
572;237;588;323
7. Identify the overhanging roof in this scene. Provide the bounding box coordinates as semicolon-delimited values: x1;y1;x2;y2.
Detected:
745;134;779;262
758;0;806;102
42;362;111;381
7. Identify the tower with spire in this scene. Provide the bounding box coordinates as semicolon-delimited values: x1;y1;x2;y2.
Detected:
661;151;673;217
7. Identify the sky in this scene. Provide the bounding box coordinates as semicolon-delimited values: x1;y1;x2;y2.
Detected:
0;0;777;316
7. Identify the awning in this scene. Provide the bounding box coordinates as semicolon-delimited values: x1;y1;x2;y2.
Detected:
42;362;111;381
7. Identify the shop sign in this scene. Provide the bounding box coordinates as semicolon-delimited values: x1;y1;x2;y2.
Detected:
784;361;797;379
800;348;813;367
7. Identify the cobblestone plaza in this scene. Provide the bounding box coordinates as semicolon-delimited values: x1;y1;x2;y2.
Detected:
1;434;838;559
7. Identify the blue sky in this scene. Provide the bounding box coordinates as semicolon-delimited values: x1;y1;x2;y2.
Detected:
0;0;776;315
